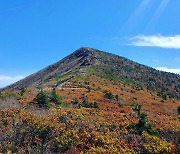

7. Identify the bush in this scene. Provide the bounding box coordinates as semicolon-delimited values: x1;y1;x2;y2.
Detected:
115;95;119;101
35;91;50;108
104;91;114;100
87;86;91;92
93;101;99;108
50;88;62;105
128;104;160;137
157;91;167;100
20;88;26;96
115;95;122;107
81;101;99;109
71;98;79;105
81;96;99;109
178;106;180;114
118;102;122;107
81;100;91;108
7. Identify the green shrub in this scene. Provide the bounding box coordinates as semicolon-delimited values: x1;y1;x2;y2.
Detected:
50;88;62;105
178;106;180;114
87;86;91;92
71;98;79;105
128;104;160;137
118;102;122;107
35;91;50;108
104;91;114;100
81;101;92;108
81;96;99;109
20;88;26;96
115;95;122;107
93;101;99;108
81;101;99;109
115;95;119;101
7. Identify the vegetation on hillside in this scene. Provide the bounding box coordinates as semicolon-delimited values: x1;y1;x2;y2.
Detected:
0;107;175;153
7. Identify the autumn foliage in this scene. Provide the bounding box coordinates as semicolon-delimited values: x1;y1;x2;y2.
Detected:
0;67;179;153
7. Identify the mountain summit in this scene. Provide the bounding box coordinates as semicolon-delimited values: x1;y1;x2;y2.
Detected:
1;47;180;99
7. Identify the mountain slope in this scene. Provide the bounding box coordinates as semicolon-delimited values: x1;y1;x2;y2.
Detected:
0;47;180;153
0;48;94;91
1;47;180;99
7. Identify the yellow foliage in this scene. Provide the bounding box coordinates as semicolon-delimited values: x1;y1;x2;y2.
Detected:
142;131;173;154
6;151;12;154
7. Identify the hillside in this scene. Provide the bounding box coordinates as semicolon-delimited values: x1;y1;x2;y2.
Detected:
0;47;180;153
1;47;180;99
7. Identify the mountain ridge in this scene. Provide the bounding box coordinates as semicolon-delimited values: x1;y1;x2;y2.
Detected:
0;47;125;90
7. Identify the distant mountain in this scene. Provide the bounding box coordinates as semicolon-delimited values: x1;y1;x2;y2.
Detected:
1;47;180;99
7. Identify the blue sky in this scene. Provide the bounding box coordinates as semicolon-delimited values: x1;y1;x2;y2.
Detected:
0;0;180;88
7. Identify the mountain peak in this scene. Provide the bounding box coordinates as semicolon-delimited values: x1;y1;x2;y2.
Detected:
72;47;100;57
1;47;180;100
76;47;99;52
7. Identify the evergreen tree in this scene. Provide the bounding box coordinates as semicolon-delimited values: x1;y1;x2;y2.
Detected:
36;91;50;108
50;88;62;105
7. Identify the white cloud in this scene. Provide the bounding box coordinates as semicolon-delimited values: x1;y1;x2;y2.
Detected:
0;75;24;88
155;67;180;74
129;35;180;49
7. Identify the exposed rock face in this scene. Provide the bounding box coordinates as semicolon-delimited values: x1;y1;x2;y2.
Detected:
1;47;180;99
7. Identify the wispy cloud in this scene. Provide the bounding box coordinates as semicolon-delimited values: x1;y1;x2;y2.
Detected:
128;35;180;49
155;67;180;74
0;75;24;88
119;0;151;34
145;0;169;31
